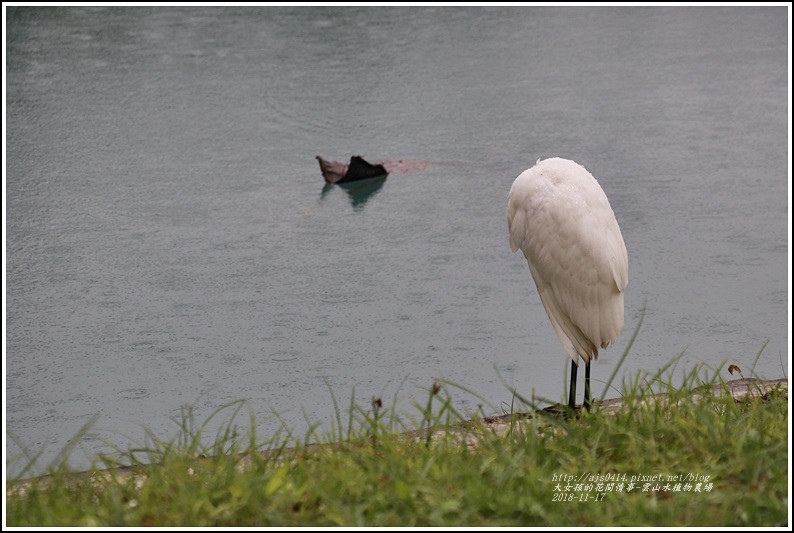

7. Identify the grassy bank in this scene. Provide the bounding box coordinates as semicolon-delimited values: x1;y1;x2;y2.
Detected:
5;363;789;527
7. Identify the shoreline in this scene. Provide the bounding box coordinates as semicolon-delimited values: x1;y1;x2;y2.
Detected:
6;377;788;493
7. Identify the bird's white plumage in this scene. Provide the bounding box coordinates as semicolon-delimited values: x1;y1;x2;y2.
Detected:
507;157;628;366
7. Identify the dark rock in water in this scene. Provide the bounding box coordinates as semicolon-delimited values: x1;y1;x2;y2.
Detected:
316;155;389;184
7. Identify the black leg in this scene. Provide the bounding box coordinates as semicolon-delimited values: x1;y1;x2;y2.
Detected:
584;361;591;411
568;360;578;410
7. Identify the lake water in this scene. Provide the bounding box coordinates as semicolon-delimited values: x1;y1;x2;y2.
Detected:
5;6;789;478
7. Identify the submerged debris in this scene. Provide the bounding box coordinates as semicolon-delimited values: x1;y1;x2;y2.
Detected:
316;155;434;184
316;155;388;184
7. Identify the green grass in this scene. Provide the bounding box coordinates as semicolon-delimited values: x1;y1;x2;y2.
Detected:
5;359;789;527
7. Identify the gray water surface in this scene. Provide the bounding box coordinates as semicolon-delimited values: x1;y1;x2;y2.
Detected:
5;6;789;477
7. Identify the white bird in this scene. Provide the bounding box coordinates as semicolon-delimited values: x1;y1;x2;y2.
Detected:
507;157;628;411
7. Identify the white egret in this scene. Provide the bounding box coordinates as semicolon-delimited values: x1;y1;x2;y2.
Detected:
507;157;628;410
